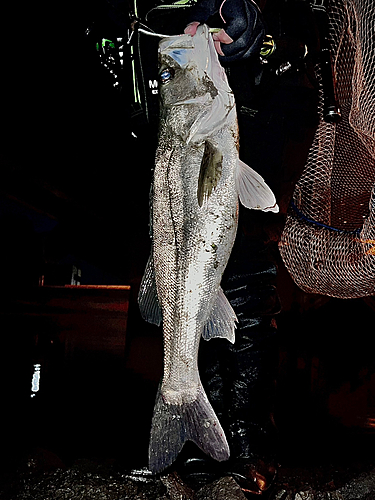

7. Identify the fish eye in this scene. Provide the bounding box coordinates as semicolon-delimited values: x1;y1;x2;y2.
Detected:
159;67;175;84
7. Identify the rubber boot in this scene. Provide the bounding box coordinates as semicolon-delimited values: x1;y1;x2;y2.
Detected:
223;317;279;496
220;220;280;497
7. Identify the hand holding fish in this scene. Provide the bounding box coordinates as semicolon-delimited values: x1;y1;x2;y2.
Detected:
184;21;233;56
184;0;265;62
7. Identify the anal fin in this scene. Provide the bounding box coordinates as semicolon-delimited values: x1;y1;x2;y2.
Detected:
202;287;237;343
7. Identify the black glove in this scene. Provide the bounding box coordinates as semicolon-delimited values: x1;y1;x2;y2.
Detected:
186;0;265;62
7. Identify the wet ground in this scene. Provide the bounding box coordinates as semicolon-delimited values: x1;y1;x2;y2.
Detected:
1;447;375;500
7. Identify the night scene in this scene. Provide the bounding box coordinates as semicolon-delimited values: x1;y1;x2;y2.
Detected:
1;0;375;499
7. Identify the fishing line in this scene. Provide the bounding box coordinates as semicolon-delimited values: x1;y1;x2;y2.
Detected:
136;23;221;39
138;27;174;39
128;22;174;44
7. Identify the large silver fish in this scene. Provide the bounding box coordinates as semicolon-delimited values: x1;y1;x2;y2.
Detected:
138;24;278;474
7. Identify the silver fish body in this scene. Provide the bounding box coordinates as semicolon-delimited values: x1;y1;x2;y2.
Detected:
138;24;278;474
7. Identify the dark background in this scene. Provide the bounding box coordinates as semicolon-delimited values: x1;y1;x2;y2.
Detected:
1;0;374;475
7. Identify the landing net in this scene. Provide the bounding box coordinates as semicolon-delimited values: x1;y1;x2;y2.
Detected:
279;0;375;298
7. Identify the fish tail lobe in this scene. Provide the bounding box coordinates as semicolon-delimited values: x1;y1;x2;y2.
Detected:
148;384;230;474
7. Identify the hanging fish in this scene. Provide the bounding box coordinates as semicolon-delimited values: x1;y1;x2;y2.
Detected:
138;24;278;474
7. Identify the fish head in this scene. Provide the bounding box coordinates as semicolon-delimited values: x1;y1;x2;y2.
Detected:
158;24;235;143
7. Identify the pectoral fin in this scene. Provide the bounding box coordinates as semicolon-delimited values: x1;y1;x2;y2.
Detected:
236;159;279;213
197;141;223;207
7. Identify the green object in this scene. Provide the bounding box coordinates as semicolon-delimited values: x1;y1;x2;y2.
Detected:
260;35;276;58
96;38;116;51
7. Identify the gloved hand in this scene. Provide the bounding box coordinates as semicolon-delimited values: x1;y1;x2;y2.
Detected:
184;0;265;62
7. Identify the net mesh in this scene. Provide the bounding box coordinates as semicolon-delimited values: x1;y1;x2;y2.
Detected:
278;0;375;298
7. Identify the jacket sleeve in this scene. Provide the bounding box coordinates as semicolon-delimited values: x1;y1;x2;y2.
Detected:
186;0;265;62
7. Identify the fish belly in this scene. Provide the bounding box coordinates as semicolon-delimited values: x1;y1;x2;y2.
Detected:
152;124;238;405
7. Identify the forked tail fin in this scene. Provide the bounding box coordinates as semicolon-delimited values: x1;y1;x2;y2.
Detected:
148;383;230;474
